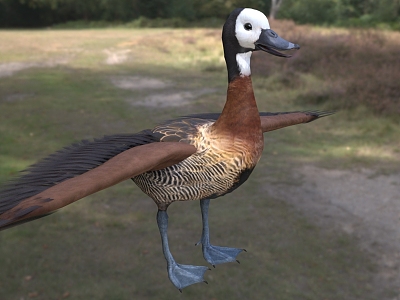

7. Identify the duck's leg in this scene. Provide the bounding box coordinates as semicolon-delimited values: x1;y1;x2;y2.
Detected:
196;199;245;267
157;210;209;292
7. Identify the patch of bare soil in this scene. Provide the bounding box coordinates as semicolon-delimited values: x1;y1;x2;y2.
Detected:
132;88;217;108
110;75;217;108
2;93;35;103
136;91;194;107
110;76;169;90
264;165;400;299
103;49;131;65
0;58;69;78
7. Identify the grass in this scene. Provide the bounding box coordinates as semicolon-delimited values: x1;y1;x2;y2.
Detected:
0;24;399;299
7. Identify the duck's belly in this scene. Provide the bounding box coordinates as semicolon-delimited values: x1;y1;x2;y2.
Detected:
132;147;256;208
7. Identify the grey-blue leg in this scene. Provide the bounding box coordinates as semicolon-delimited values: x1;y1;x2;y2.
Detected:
197;199;245;267
157;210;209;292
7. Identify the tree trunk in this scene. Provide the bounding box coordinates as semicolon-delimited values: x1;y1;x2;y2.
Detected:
269;0;283;20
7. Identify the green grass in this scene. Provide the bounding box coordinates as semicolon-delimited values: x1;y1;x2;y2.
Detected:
0;27;399;299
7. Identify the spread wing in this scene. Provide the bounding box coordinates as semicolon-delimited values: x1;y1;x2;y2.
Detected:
0;110;333;229
184;110;335;132
0;130;195;229
259;110;335;132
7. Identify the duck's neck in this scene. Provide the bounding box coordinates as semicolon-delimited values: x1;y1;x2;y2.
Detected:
221;10;254;82
223;40;253;82
213;75;261;136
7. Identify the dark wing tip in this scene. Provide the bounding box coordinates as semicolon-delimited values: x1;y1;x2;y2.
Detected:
303;110;337;122
0;212;55;231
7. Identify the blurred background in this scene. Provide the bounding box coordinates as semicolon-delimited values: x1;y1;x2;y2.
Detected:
0;1;399;299
0;0;399;30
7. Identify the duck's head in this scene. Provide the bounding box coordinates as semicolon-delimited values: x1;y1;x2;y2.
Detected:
223;8;299;82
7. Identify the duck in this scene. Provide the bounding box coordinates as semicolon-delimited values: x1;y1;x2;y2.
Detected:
0;8;333;291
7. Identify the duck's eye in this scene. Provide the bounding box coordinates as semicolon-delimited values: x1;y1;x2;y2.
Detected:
244;23;252;31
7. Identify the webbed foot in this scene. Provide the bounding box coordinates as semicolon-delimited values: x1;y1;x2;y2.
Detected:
197;199;245;267
201;244;244;267
157;210;209;291
168;263;209;292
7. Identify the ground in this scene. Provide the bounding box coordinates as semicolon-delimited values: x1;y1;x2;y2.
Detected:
265;165;400;296
0;28;399;299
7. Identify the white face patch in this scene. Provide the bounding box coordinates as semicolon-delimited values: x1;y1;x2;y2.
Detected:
234;9;270;77
235;8;270;50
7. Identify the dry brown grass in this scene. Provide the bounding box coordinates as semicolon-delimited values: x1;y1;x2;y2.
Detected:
252;20;400;115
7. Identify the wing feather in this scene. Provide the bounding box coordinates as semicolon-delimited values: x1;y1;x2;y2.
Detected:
0;110;333;229
182;110;334;132
0;130;195;229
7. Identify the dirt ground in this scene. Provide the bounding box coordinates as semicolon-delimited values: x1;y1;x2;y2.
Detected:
264;166;400;298
0;59;69;78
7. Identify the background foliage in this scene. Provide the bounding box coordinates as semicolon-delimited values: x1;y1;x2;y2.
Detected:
279;0;400;28
0;0;399;29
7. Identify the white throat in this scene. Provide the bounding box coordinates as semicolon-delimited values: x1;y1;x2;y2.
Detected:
236;52;252;77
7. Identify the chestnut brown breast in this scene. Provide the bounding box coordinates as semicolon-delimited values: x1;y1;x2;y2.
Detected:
133;76;264;210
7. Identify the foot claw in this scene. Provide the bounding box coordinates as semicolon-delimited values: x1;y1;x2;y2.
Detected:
236;260;240;264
